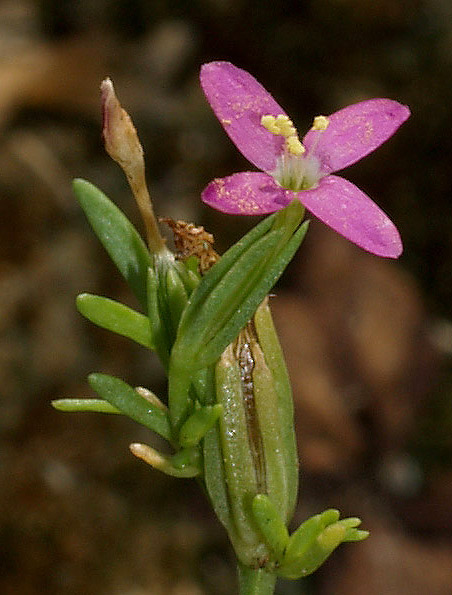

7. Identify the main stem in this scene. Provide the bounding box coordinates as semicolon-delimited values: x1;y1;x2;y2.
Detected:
237;563;277;595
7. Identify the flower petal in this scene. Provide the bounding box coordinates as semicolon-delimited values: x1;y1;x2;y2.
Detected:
200;62;287;173
300;175;402;258
202;172;296;215
302;99;410;175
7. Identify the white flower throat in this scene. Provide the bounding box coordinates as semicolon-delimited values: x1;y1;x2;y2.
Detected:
261;114;329;192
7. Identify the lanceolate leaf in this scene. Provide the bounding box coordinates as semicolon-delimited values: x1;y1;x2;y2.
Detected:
73;178;151;308
276;509;368;579
172;200;308;371
175;210;277;346
168;201;307;429
198;219;308;368
251;494;289;561
178;404;223;448
253;299;298;519
129;443;201;478
147;267;171;367
52;398;121;414
76;293;154;348
88;373;172;442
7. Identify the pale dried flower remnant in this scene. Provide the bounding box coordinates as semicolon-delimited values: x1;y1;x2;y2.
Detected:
101;78;165;253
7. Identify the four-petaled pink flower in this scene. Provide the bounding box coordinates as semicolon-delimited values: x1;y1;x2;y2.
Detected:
200;61;410;258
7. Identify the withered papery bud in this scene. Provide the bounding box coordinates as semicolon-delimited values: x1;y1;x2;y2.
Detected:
101;78;144;173
100;78;165;253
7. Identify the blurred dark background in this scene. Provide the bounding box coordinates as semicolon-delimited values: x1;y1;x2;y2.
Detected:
1;0;452;593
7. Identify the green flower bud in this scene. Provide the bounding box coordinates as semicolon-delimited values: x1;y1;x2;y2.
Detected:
179;404;223;448
147;250;201;368
203;298;298;569
277;509;368;579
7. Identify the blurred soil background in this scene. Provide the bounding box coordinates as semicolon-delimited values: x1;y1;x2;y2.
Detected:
1;0;452;593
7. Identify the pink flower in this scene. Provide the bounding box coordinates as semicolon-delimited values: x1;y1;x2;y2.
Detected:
200;61;410;258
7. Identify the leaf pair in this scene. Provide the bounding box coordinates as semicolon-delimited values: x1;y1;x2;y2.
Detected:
74;178;200;368
52;370;220;476
169;199;309;429
54;180;203;451
251;495;369;579
173;199;308;372
53;373;171;441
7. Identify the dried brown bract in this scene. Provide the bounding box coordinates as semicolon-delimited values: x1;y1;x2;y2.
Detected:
160;218;219;273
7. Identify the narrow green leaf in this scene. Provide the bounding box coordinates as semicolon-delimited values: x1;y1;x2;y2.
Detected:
195;366;238;531
172;201;308;373
197;219;308;367
178;404;222;448
52;398;121;414
76;293;154;348
254;299;298;521
278;510;364;580
252;494;289;561
165;266;189;332
282;514;326;567
175;212;278;346
203;425;234;529
130;443;201;477
147;267;170;368
212;344;260;544
88;373;172;441
167;364;193;432
73;178;152;308
343;529;369;542
191;365;215;407
178;229;283;355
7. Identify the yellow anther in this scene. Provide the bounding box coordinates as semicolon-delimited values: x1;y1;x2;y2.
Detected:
262;113;305;156
286;136;305;156
312;115;329;131
275;114;296;137
261;113;297;137
261;114;280;135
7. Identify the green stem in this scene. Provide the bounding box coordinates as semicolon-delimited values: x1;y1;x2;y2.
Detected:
237;563;277;595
